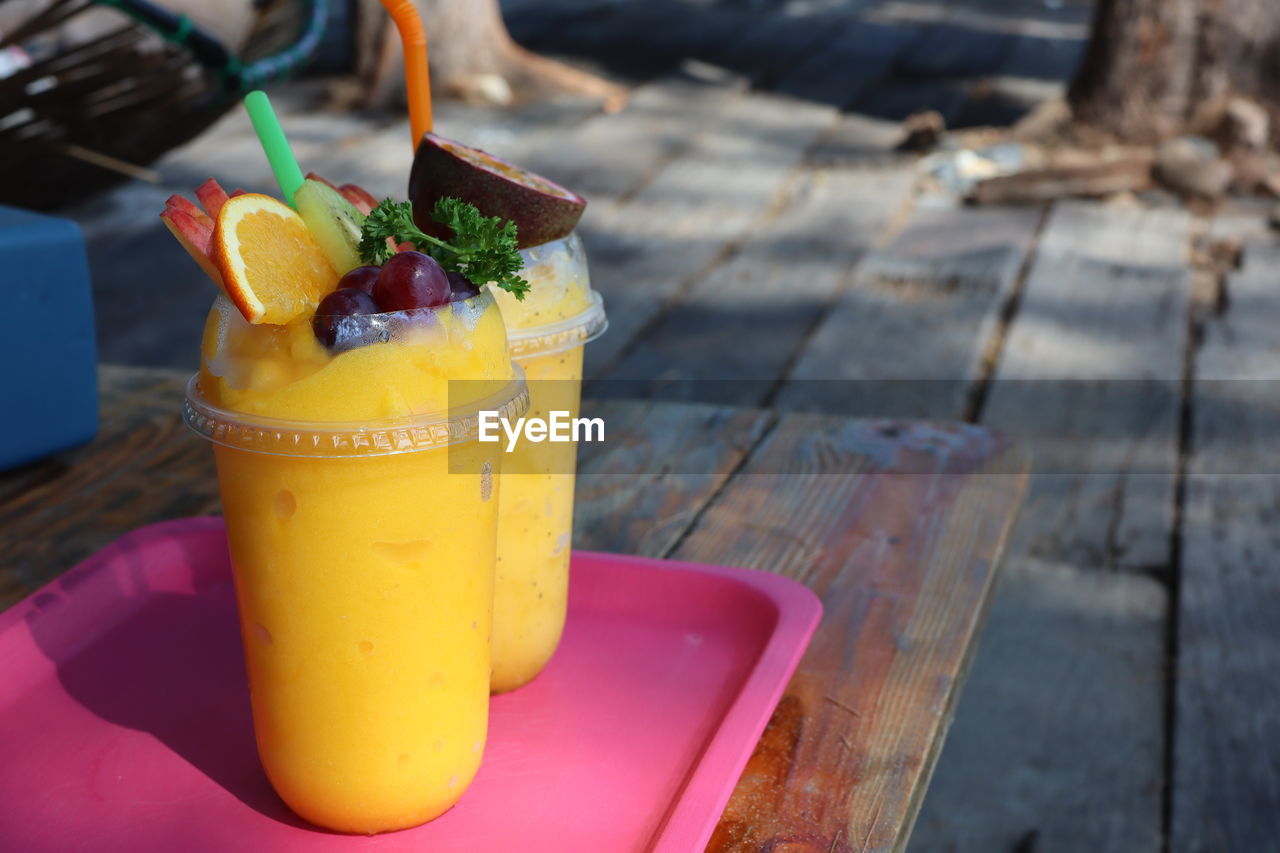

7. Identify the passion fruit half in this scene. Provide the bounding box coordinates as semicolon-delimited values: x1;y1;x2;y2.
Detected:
409;132;586;250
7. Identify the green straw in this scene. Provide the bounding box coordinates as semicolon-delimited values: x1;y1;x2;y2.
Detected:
244;90;304;207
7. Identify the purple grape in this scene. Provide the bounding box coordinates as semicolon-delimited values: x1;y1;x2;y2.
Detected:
338;265;381;296
447;271;481;302
312;287;382;351
373;251;450;311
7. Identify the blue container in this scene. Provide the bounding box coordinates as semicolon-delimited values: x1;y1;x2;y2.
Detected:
0;206;98;470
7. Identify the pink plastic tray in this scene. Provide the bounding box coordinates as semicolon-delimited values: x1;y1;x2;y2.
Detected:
0;517;821;852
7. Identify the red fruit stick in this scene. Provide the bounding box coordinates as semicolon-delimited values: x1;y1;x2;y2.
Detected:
340;183;378;215
305;172;340;191
165;194;213;229
194;178;231;219
160;208;223;286
160;208;212;254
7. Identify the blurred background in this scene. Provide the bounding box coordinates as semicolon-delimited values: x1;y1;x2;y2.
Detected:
5;0;1280;850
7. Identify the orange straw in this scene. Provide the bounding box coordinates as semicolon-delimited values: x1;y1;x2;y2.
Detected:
378;0;433;146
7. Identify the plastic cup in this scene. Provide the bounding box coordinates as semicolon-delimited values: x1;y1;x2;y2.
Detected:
183;292;527;833
487;232;607;693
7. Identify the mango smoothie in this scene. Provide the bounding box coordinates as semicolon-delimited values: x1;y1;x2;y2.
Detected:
186;290;524;833
487;233;606;692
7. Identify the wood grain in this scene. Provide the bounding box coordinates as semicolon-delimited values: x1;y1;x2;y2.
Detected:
520;66;748;210
595;167;916;406
664;414;1029;852
574;399;773;556
0;366;216;609
983;201;1191;573
914;201;1191;853
1175;237;1280;852
582;88;838;374
911;557;1167;853
779;205;1043;419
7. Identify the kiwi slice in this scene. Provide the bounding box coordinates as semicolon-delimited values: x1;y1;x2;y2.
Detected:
294;179;365;275
409;132;586;250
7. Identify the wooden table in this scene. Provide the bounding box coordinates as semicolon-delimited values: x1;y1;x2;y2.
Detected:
0;365;1028;852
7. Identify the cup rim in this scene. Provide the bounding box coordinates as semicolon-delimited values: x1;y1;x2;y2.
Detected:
505;291;608;358
182;365;529;458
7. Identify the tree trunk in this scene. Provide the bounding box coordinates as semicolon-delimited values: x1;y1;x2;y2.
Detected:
1069;0;1280;144
357;0;626;111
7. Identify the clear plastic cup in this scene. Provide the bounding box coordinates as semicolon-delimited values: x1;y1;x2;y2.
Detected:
487;232;606;693
184;291;527;833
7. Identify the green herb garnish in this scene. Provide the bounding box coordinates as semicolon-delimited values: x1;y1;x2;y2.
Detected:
359;198;529;299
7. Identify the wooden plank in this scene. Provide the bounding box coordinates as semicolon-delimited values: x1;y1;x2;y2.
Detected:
520;64;747;207
573;399;774;556
914;201;1191;852
582;88;838;374
0;366;216;608
594;166;917;406
805;113;907;168
984;201;1191;573
667;414;1029;852
970;154;1153;205
1175;236;1280;852
911;558;1167;853
777;205;1043;419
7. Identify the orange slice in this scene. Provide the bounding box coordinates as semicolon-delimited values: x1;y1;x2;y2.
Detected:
212;193;339;324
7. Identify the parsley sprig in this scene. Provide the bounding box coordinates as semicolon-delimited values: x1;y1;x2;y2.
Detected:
358;198;529;299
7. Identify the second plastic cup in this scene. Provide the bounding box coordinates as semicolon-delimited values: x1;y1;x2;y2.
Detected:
185;292;526;833
488;233;606;693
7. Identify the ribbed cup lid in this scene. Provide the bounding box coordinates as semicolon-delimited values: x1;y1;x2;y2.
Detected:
506;292;608;359
183;367;529;458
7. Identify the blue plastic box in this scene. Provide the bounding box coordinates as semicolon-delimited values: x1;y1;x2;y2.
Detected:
0;206;98;470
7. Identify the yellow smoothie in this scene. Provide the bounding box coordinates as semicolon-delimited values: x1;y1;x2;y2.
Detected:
187;292;520;833
487;233;606;692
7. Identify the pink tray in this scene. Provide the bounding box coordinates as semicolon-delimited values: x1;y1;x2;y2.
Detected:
0;517;821;852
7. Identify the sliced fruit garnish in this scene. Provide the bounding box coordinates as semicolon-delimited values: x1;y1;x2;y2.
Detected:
165;194;213;229
408;132;585;249
305;171;340;191
212;193;339;324
195;178;231;219
306;172;378;215
161;203;223;287
294;178;365;275
339;183;378;215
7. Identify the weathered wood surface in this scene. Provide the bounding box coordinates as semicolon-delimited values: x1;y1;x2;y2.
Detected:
671;414;1030;853
913;202;1191;853
912;558;1167;853
778;204;1043;419
984;201;1190;573
0;367;216;609
0;367;1028;852
595;166;916;405
1175;238;1280;853
582;89;839;374
574;399;773;556
969;154;1153;205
